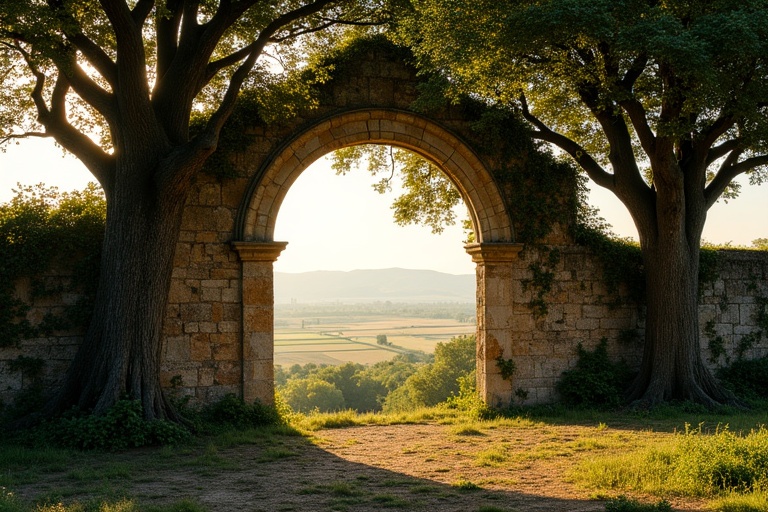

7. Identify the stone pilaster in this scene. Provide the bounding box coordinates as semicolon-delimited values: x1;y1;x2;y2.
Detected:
232;241;287;405
465;242;524;407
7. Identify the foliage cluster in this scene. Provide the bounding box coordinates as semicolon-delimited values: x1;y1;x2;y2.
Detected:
0;184;105;348
276;335;476;414
189;393;285;432
718;356;768;401
556;339;634;408
7;393;292;451
577;425;768;503
25;399;189;451
521;248;561;318
443;373;495;420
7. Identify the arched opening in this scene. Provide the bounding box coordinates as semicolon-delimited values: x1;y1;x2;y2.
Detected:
233;109;523;408
271;150;477;413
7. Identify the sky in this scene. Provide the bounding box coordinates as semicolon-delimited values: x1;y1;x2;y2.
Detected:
1;137;766;275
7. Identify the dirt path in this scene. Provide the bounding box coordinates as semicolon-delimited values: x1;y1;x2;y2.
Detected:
15;423;708;512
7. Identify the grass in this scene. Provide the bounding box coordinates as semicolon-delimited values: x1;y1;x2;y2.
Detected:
572;424;768;508
3;402;768;511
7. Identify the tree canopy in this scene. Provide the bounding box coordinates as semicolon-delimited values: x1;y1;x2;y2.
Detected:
403;0;768;198
399;0;768;406
0;0;394;422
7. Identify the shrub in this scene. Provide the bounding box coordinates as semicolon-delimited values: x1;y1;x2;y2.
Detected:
198;393;282;429
444;373;494;420
556;338;634;408
718;356;768;399
34;399;189;450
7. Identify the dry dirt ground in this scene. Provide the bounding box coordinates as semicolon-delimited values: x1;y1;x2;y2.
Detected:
15;423;709;512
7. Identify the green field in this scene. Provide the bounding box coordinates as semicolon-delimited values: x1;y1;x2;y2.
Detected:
274;315;475;366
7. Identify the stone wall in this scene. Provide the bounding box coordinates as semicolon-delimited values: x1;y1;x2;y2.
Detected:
2;39;767;408
1;273;83;407
498;247;768;405
3;241;766;408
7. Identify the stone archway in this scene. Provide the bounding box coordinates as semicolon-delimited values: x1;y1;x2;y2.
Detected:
232;108;523;407
235;108;513;244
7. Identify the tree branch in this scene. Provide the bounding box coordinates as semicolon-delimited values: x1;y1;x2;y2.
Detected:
40;1;117;86
706;139;741;166
0;132;49;144
700;113;737;151
705;152;768;209
53;49;116;122
156;0;341;190
155;0;183;80
99;0;151;101
520;94;615;191
131;0;155;25
67;33;118;87
619;53;648;91
618;97;656;156
34;74;115;192
99;0;136;44
206;42;255;80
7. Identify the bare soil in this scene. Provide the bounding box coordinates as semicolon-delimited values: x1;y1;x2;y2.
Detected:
14;422;709;512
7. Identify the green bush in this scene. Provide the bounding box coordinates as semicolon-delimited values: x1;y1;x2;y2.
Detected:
718;356;768;399
556;338;634;408
197;393;282;430
444;373;494;419
33;399;189;450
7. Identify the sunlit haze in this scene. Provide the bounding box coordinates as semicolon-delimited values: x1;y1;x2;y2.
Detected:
1;138;766;275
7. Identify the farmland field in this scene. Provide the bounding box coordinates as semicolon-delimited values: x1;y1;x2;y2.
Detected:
274;303;476;366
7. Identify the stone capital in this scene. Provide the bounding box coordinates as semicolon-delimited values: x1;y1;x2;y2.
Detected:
231;241;288;262
464;242;524;264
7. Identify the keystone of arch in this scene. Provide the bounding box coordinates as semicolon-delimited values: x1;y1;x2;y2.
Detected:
235;108;515;244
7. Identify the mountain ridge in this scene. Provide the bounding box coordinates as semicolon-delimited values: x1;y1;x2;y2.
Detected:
274;267;475;303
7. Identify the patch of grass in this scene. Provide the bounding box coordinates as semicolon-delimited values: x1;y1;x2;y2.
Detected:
475;447;509;467
708;490;768;512
24;498;206;512
604;496;671;511
450;424;485;436
451;479;481;491
300;481;361;498
256;447;297;462
369;494;410;508
67;463;132;482
328;481;360;497
0;487;25;512
190;444;236;471
574;425;768;499
379;478;414;488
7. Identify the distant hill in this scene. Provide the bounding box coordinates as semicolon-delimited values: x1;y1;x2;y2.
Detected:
274;268;475;303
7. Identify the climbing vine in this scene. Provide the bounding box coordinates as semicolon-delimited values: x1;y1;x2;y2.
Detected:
0;184;105;347
521;249;561;319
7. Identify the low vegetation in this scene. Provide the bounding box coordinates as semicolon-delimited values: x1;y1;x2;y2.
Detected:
2;400;768;512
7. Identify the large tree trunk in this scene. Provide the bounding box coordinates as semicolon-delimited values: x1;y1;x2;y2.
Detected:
626;215;735;407
45;161;190;421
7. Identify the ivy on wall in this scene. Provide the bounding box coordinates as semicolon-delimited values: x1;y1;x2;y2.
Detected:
0;184;105;347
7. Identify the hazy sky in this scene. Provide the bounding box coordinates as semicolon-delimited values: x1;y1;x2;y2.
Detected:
1;137;766;275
